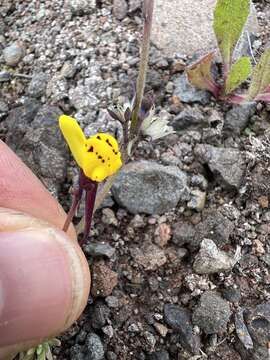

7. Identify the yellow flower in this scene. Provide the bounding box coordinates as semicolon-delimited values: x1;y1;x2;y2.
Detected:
59;115;122;182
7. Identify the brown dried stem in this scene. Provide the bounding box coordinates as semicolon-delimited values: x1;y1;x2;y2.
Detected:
130;0;154;137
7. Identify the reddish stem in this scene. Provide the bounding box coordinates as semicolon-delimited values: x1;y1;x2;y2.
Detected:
80;181;98;246
63;186;83;232
205;79;221;98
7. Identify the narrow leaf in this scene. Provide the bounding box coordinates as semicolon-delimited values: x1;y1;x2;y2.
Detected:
187;52;220;97
248;49;270;100
224;93;247;104
225;57;252;94
214;0;250;66
255;93;270;103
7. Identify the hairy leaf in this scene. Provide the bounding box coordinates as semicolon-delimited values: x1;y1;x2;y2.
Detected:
256;93;270;102
187;52;220;97
225;93;247;104
225;57;252;95
248;49;270;100
214;0;250;66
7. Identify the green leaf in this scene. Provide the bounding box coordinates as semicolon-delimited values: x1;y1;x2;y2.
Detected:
225;57;252;94
36;345;43;356
214;0;250;66
187;52;220;97
248;48;270;100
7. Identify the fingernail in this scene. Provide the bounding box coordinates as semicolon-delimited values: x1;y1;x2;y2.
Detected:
0;228;90;347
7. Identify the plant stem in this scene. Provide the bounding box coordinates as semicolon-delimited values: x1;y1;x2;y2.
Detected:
63;187;83;232
80;182;98;245
130;0;154;137
75;0;154;237
76;163;126;235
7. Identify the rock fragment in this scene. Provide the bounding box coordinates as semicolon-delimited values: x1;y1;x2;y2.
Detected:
192;291;231;334
193;239;240;274
164;304;201;354
112;161;189;214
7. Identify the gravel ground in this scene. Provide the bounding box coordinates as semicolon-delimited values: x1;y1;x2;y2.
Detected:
1;1;270;359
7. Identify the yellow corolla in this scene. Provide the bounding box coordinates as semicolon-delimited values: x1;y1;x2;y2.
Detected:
59;115;122;182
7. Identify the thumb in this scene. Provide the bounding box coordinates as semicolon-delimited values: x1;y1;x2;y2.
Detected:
0;208;90;359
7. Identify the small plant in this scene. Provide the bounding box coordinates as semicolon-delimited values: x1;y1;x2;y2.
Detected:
186;0;270;104
60;0;174;241
16;339;61;360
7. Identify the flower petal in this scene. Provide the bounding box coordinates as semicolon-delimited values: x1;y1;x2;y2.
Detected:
59;115;86;168
82;134;122;182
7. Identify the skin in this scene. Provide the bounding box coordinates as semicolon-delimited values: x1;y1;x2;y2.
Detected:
0;141;90;360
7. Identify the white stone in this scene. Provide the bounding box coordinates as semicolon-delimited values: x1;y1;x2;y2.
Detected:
152;0;259;58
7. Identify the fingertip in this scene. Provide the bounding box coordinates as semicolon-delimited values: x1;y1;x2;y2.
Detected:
0;223;90;353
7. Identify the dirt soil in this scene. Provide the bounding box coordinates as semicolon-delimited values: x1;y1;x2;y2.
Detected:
1;1;270;360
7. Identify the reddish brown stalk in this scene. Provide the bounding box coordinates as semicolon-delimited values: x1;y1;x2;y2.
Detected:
63;186;83;232
63;170;98;245
80;181;98;246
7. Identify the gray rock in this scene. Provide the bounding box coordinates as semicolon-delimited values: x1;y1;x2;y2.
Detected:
195;209;235;247
0;99;8;114
90;301;110;330
70;344;85;360
148;69;164;90
202;109;224;144
261;253;270;267
84;242;115;259
224;103;257;135
112;161;190;214
76;330;87;343
239;254;259;270
129;0;142;12
152;0;259;57
68;0;95;15
172;106;205;131
0;71;11;82
190;174;208;191
193;239;240;274
172;221;197;247
173;74;211;105
192;291;232;334
101;208;118;226
251;162;270;198
84;333;104;360
6;104;68;186
5;99;40;141
164;304;201;354
246;302;270;347
147;351;170;360
143;331;156;352
27;73;48;98
187;189;206;211
222;287;241;303
69;86;98;112
235;309;254;350
131;243;167;271
194;144;246;189
173;207;235;249
236;303;270;360
251;345;270;360
60;62;76;79
113;0;128;20
3;42;24;66
105;296;119;308
107;352;117;360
